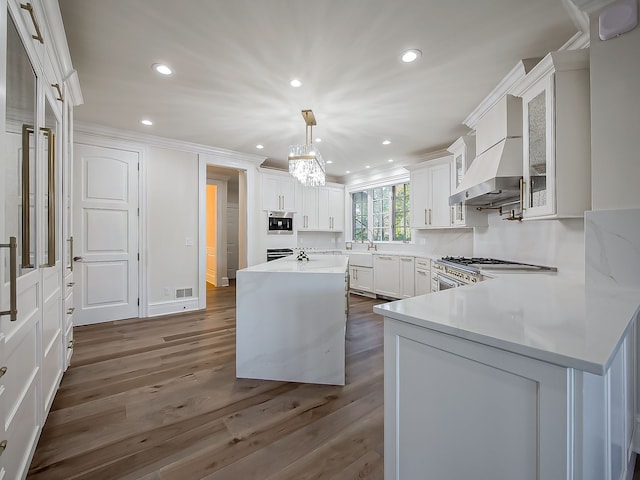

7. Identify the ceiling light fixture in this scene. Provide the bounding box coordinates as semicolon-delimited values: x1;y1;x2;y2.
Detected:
153;63;172;75
288;109;325;187
290;79;302;87
315;138;322;143
256;144;264;149
141;119;153;126
401;49;422;63
382;140;391;145
326;160;333;164
388;159;394;162
365;165;371;169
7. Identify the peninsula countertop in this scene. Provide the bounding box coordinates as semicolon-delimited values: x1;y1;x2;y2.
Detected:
374;275;640;375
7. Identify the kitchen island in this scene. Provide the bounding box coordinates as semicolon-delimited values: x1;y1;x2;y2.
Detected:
236;254;349;385
375;275;640;480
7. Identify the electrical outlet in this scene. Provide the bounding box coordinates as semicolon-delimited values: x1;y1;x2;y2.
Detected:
185;237;193;246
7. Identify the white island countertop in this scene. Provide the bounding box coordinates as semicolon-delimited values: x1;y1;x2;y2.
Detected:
242;254;348;273
374;275;640;375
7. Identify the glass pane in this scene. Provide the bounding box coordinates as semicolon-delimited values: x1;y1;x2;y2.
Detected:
455;155;464;188
528;91;547;208
5;14;37;279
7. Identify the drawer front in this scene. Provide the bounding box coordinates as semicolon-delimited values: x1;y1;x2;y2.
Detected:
64;291;74;331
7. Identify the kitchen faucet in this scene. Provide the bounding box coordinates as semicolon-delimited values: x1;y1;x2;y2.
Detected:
365;228;377;251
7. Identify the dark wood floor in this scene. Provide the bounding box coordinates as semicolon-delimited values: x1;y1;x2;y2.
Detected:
27;285;387;479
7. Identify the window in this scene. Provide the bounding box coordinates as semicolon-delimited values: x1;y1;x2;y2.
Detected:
351;182;410;242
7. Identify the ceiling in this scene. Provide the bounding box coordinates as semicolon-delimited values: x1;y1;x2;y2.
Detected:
59;0;578;180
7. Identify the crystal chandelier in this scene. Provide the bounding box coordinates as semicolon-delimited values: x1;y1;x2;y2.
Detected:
288;109;326;187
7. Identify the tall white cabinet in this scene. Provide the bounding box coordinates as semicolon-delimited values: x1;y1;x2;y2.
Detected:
409;156;453;229
0;2;80;478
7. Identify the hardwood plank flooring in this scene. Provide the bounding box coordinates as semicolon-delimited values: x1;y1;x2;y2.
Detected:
27;284;388;479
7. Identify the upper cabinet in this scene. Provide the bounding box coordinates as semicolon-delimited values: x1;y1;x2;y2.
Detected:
261;172;296;211
447;136;487;227
410;156;453;229
511;50;590;220
297;184;344;232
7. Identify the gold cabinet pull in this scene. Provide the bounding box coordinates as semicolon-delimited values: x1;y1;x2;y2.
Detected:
51;83;63;102
68;340;74;349
67;282;75;287
519;178;525;212
21;125;34;269
0;440;7;456
0;366;7;378
0;237;18;321
20;3;43;44
68;236;74;271
41;127;56;267
67;307;75;315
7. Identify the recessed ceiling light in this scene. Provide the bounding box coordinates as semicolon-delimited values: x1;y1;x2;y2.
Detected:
365;165;371;169
152;63;172;75
382;140;391;145
388;159;394;162
141;119;153;126
401;49;422;63
256;144;264;149
315;138;322;143
326;160;333;164
346;170;351;174
290;79;302;87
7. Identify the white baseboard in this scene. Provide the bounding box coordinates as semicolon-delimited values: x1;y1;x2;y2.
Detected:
148;298;200;317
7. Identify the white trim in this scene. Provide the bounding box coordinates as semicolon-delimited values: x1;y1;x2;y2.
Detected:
75;122;266;165
510;50;590;97
463;58;541;129
562;0;592;34
570;0;619;13
559;31;591;50
148;298;200;317
345;171;410;192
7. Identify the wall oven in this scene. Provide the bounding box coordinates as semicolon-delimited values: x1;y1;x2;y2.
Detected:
268;211;293;234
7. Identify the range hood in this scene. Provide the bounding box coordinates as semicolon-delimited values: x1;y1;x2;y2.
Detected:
449;137;523;207
449;94;523;208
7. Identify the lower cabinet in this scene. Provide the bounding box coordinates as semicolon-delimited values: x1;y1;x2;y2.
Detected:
350;266;373;295
374;256;400;298
414;257;430;296
398;257;415;298
383;318;636;480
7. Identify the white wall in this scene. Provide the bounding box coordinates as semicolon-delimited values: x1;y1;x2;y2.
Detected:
147;146;199;305
589;0;640;211
474;213;585;278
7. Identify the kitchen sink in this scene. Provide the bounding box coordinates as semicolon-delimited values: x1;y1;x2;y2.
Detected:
348;252;373;267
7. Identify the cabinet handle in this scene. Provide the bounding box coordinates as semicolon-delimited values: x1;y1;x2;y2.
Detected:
401;257;412;261
21;125;34;269
519;177;525;211
67;307;75;315
428;209;432;225
0;237;17;321
450;206;454;225
424;209;428;225
41;127;55;267
417;271;427;275
0;439;6;456
68;340;74;349
68;236;74;271
67;282;75;287
20;3;44;44
529;178;534;208
459;204;464;221
0;366;7;378
378;256;392;260
51;83;63;102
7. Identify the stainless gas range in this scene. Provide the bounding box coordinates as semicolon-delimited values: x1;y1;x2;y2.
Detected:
431;257;557;292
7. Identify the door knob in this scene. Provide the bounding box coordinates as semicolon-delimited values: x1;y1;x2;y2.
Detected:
73;256;83;262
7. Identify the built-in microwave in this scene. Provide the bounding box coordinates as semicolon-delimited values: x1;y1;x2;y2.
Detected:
268;211;293;234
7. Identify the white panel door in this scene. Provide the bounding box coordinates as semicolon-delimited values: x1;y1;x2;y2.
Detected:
72;144;139;325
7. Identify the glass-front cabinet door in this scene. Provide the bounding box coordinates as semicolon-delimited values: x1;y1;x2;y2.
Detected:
522;75;555;218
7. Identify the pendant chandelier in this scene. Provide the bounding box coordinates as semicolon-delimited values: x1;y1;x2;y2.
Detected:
288;109;325;187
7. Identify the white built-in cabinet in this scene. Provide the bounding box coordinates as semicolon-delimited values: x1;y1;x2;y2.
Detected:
349;266;373;294
261;172;296;211
447;136;487;227
410;157;453;229
374;255;414;298
297;183;344;232
414;257;430;296
511;49;590;220
0;1;79;478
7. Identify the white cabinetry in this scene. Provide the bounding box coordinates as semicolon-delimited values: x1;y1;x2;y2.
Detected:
383;317;636;480
297;184;344;231
0;2;79;478
447;136;487;227
262;172;296;211
414;257;430;296
374;255;414;299
511;50;590;220
318;186;344;231
410;157;453;229
374;255;400;298
349;266;373;294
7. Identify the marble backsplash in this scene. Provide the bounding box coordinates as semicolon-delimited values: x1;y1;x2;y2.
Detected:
585;208;640;290
473;213;585;278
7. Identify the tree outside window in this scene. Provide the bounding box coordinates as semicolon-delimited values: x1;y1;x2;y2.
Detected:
351;182;410;243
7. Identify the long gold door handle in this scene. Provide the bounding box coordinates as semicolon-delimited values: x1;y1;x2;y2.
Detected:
41;127;55;267
20;3;44;43
21;125;34;269
0;237;18;321
68;236;74;271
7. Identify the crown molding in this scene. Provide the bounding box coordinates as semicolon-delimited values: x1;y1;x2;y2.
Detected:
463;58;541;129
559;31;591;50
75;121;267;166
569;0;619;14
510;49;590;96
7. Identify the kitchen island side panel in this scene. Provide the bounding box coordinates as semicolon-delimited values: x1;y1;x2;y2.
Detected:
236;269;347;385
